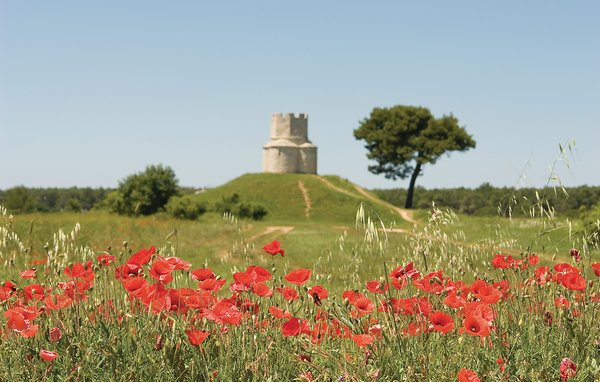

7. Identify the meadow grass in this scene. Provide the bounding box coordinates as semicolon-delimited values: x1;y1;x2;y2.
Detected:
1;201;599;381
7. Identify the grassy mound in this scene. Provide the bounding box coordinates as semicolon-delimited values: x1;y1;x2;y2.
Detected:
193;173;409;226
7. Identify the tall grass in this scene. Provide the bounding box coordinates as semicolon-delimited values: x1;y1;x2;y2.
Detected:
0;192;599;381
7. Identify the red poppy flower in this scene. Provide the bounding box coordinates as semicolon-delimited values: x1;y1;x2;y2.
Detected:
389;262;420;279
39;349;58;362
122;276;148;295
402;321;428;336
527;254;540;266
473;285;502;304
127;246;156;266
429;311;454;334
569;248;581;262
202;299;242;325
457;368;480;382
252;283;273;297
19;269;36;279
560;358;577;381
555;295;570;309
198;278;226;292
463;301;495;322
23;284;46;301
246;265;272;283
413;270;446;295
49;327;62;342
491;254;514;269
282;318;303;337
342;290;364;304
44;294;73;310
232;271;257;288
592;263;600;277
443;293;466;309
269;306;292;319
285;269;311;286
462;315;490;337
64;261;94;281
307;285;328;304
96;253;116;266
560;272;586;291
391;277;408;290
191;267;216;281
353;297;374;316
165;256;191;270
185;329;210;347
351;334;374;347
554;263;580;274
263;240;285;257
277;286;299;301
149;259;175;284
365;280;386;294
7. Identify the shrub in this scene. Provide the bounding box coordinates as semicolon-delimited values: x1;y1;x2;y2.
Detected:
214;193;268;220
105;165;179;216
165;195;207;220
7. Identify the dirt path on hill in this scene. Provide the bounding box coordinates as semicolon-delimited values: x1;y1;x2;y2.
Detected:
312;175;362;198
298;180;311;218
248;226;295;242
351;184;418;225
312;175;418;225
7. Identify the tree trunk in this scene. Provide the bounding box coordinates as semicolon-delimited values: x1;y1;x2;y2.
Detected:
405;162;422;209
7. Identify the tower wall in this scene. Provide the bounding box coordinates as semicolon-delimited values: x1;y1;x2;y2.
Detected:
263;113;317;174
299;146;317;174
263;146;299;173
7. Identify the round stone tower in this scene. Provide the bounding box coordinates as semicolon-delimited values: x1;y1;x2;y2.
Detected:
262;113;317;174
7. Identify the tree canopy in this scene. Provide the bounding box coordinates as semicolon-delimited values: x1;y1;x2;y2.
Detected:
105;164;179;216
354;105;476;208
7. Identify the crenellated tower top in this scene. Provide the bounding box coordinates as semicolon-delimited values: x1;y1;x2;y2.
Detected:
270;113;309;144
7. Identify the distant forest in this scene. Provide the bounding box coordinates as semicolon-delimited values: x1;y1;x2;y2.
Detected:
373;183;600;217
1;184;600;218
0;187;111;214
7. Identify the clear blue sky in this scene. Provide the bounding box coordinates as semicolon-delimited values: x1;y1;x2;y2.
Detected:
1;1;599;190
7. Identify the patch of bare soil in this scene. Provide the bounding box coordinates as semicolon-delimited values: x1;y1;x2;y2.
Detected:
249;226;295;242
297;180;311;218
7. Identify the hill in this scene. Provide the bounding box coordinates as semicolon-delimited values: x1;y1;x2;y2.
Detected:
192;173;412;227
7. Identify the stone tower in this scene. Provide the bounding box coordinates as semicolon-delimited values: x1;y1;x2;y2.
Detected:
262;113;317;174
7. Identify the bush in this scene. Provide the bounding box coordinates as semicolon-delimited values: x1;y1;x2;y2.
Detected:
237;203;268;220
214;193;268;220
105;165;179;216
165;195;207;220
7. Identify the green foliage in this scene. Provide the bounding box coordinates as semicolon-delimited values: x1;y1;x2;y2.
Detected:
165;194;207;220
105;165;179;216
580;201;600;244
354;105;476;208
1;186;34;214
215;193;268;220
0;187;110;213
374;183;600;217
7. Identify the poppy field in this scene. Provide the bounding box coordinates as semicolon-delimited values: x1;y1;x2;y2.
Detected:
1;205;600;381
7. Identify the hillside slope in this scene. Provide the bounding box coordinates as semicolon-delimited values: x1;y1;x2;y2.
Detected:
193;173;411;226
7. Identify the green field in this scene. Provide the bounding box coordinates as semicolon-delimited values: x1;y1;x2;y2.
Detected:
1;175;599;381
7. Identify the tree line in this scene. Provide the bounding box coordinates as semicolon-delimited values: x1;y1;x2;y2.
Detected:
3;180;599;219
0;186;110;214
0;165;267;221
373;183;600;218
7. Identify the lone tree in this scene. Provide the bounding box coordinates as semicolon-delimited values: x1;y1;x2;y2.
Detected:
105;164;179;216
354;105;476;209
